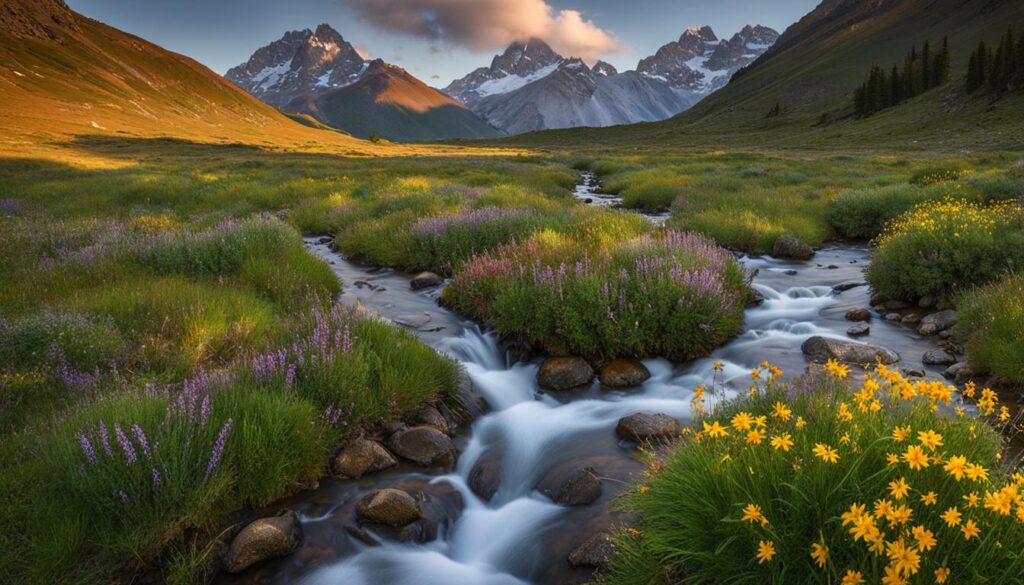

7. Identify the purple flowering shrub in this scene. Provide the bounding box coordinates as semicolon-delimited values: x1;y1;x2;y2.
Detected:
0;310;125;373
444;231;751;360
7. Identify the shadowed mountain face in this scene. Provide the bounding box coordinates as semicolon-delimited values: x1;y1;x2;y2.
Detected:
228;25;498;142
285;60;500;142
0;0;362;148
442;28;778;134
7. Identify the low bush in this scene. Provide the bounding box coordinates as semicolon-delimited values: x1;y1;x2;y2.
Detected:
868;199;1024;301
830;184;941;238
910;165;969;186
956;274;1024;386
606;363;1023;585
443;231;750;360
605;169;689;211
0;310;125;372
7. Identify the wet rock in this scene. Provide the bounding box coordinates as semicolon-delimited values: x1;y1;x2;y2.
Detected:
410;271;443;290
223;511;303;573
833;281;866;293
902;368;926;378
357;489;421;527
902;313;922;324
918;295;937;309
827;264;839;270
537;357;595;391
568;532;616;568
599;359;651;389
784;269;798;276
393;313;441;332
317;236;333;245
918;310;957;336
616;412;679;442
413;405;449;434
923;350;958;366
332;438;397;479
387;426;456;468
938;330;952;340
801;336;900;365
943;362;973;381
884;312;902;321
468;459;502;502
845;308;871;322
344;524;380;546
847;323;870;337
552;467;602;506
882;300;911;311
772;235;813;260
870;291;888;306
747;288;766;307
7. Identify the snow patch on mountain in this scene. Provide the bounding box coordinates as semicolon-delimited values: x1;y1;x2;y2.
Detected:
475;62;561;98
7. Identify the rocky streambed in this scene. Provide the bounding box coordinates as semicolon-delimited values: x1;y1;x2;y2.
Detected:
215;185;964;585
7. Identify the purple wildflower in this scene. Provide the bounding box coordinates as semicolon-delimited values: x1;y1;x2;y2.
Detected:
131;423;151;459
114;423;137;464
117;490;130;503
199;394;211;427
205;418;233;479
77;432;97;465
98;420;113;457
151;466;162;487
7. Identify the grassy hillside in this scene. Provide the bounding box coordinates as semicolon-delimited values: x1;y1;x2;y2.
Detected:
500;0;1024;152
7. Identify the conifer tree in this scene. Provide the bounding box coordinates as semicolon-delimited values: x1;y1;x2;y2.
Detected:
890;64;902;105
922;41;932;91
967;50;982;93
936;37;951;85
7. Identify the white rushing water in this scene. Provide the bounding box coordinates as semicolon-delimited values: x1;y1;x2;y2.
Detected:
289;240;945;585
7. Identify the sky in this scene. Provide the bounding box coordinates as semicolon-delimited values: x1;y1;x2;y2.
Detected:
68;0;819;86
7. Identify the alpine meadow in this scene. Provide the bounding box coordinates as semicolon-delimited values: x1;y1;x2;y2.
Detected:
1;0;1024;584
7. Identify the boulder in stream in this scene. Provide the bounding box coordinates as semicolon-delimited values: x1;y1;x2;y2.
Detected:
537;357;594;391
923;349;958;366
616;412;679;443
918;310;957;336
387;426;456;468
223;511;303;573
599;359;651;389
552;467;602;506
845;308;871;322
568;532;617;567
410;271;443;290
847;323;870;337
357;488;421;527
801;336;899;365
772;235;813;260
332;438;397;479
468;459;502;502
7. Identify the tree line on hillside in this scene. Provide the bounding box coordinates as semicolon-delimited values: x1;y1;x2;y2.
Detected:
967;26;1024;94
853;38;951;117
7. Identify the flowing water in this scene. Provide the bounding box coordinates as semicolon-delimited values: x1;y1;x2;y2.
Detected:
220;186;951;585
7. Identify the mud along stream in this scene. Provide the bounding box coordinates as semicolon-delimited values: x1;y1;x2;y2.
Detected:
218;178;953;585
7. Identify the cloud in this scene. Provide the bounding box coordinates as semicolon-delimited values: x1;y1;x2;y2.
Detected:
345;0;622;62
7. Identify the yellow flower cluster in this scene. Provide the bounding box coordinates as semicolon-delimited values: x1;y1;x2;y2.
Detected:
682;358;1023;582
875;198;1019;247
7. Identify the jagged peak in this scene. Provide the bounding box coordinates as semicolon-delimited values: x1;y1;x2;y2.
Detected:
681;25;717;43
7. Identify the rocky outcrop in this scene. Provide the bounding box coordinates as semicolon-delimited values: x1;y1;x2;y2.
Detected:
223;511;303;573
537;357;595;391
599;359;651;388
332;438;397;479
801;336;899;364
387;426;456;468
616;413;679;442
772;236;813;260
357;488;421;527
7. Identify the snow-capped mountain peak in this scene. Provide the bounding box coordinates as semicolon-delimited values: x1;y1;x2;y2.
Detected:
225;24;366;107
445;37;565;107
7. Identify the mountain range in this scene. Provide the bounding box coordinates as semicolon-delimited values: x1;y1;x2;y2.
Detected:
226;23;778;140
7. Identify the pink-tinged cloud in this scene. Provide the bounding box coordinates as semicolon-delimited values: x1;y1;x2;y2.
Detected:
346;0;623;62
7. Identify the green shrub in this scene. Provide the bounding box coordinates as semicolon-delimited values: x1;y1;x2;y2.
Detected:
605;169;689;211
0;310;125;371
956;274;1024;385
138;216;296;276
830;184;938;238
910;165;969;186
443;231;749;360
606;367;1021;585
867;199;1024;301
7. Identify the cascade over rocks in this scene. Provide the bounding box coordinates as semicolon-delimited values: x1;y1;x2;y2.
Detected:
616;412;679;442
223;511;303;573
801;336;899;364
468;458;502;502
537;356;595;391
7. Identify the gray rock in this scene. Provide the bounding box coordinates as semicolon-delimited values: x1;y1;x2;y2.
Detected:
801;336;900;365
772;235;813;260
537;357;594;391
833;281;866;293
413;405;449;434
884;312;902;321
223;511;303;573
784;269;798;276
845;308;871;322
847;323;870;337
918;310;957;336
410;272;443;290
616;412;679;442
599;359;651;388
553;467;602;506
902;313;922;324
468;459;501;502
568;532;616;567
902;369;925;378
357;489;421;527
882;300;911;311
943;362;973;381
387;426;456;468
747;288;766;307
333;438;397;479
923;350;958;366
918;295;937;309
870;291;888;306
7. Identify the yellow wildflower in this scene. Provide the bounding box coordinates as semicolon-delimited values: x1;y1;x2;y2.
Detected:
911;525;936;551
770;433;794;452
731;411;754;431
746;429;765;445
842;570;864;585
888;477;910;500
941;506;962;527
741;503;769;526
813;443;840;463
961;518;980;540
920;491;938;506
810;542;829;568
944;455;967;481
917;430;943;451
772;401;792;422
902;445;929;470
756;540;775;564
935;567;950;583
824;358;850;379
795;416;806;429
702;420;729;438
892;425;911;442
